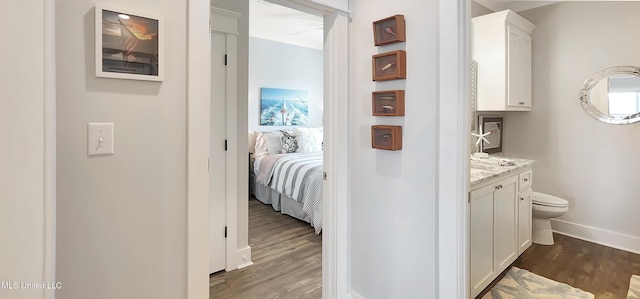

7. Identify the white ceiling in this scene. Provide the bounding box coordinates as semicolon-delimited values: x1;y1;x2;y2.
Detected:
250;1;606;49
249;0;324;50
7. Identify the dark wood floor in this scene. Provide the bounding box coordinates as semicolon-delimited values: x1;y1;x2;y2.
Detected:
213;201;640;299
209;197;322;299
479;233;640;298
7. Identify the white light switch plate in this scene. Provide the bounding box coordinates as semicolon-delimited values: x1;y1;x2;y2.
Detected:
88;123;114;156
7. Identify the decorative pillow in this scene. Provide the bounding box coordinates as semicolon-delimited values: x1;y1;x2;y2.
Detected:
280;130;298;153
293;127;323;153
254;130;283;156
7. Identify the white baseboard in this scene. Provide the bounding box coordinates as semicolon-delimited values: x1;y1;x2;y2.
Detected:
551;219;640;254
236;246;253;269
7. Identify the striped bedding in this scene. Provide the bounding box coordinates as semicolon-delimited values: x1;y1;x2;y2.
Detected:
257;152;323;234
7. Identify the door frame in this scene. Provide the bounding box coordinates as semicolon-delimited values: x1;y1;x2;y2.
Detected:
186;0;351;298
437;1;471;298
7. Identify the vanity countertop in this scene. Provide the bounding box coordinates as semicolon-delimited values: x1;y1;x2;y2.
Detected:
470;156;535;187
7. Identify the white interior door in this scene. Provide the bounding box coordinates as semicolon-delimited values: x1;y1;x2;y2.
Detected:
209;31;227;273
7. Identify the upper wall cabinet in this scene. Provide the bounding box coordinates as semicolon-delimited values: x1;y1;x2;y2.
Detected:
311;0;348;12
473;10;536;111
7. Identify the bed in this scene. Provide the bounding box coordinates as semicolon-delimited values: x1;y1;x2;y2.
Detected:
249;128;324;234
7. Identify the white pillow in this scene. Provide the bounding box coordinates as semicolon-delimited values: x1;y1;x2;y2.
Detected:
254;130;283;156
293;127;323;153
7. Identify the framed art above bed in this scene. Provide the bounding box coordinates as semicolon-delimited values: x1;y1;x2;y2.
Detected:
260;88;309;126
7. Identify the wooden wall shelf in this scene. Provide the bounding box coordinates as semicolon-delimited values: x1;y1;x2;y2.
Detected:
372;90;405;116
372;50;406;81
371;125;402;150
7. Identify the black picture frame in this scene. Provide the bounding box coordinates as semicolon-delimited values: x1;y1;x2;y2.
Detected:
478;116;503;154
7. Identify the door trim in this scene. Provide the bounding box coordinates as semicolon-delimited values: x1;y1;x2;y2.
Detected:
187;0;212;297
437;0;470;298
321;10;350;299
44;0;56;297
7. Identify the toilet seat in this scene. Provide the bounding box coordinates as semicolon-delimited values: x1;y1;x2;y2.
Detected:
532;191;569;208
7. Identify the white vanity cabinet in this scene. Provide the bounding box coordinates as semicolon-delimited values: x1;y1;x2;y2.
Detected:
473;10;535;111
517;170;533;254
469;167;533;298
470;175;518;297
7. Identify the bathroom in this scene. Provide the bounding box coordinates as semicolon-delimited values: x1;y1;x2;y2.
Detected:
469;1;640;297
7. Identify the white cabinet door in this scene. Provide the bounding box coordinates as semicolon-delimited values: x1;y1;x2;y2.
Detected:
209;32;227;274
473;10;534;111
518;189;532;254
470;184;496;298
506;24;532;109
493;175;519;271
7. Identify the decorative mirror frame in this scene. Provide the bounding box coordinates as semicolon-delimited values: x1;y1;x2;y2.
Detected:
470;60;478;154
579;65;640;125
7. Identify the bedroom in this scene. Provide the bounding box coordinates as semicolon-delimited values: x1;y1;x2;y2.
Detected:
210;0;326;296
247;0;324;231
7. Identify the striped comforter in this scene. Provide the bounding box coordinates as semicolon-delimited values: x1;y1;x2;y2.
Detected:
257;152;323;234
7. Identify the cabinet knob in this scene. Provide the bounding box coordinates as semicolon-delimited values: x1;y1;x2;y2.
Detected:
524;178;528;182
519;101;525;105
520;197;524;201
495;185;500;191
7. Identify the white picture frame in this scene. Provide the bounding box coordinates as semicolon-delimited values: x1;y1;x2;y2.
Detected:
95;4;164;81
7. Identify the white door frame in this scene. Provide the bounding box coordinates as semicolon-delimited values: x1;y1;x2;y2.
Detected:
44;0;57;298
437;0;470;298
187;0;351;298
208;7;242;273
187;0;213;297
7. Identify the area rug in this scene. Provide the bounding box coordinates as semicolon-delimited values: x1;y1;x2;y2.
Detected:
629;275;640;299
482;267;594;299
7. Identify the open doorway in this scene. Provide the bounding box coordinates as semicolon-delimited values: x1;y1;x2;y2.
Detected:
210;1;325;296
198;0;350;298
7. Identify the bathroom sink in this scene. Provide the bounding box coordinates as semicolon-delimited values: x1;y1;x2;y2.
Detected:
470;168;485;175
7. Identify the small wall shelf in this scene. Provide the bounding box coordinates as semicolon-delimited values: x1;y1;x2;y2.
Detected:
371;125;402;150
372;90;405;116
372;50;407;81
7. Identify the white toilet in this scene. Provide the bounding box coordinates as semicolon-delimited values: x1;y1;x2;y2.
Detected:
531;191;569;245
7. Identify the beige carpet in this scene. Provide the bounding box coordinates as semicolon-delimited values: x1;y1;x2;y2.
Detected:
629;275;640;299
483;267;594;299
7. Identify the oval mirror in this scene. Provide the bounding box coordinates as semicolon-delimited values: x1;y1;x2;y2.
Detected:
579;66;640;125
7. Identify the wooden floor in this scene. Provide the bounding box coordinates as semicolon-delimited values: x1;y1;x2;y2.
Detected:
209;197;322;299
213;201;640;299
479;233;640;298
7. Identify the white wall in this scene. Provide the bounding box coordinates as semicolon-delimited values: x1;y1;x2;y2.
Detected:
505;2;640;253
349;1;439;298
0;1;52;298
55;0;188;298
248;37;323;131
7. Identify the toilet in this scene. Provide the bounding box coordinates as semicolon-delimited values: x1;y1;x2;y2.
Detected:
531;191;569;245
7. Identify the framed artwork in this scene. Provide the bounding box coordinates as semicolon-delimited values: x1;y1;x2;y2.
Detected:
260;88;309;126
372;15;406;46
372;90;405;116
372;50;406;81
371;125;402;150
95;4;164;81
478;116;503;154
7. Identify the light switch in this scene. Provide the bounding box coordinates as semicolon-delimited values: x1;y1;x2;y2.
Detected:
88;123;114;156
